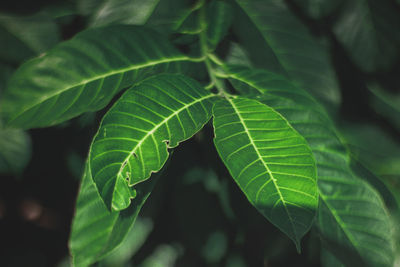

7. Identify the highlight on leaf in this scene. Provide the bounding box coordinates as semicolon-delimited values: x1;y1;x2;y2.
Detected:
89;74;216;211
212;96;318;249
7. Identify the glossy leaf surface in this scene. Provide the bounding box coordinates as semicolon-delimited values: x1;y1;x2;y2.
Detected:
90;74;216;211
213;97;318;249
70;163;158;267
225;65;394;267
1;25;189;129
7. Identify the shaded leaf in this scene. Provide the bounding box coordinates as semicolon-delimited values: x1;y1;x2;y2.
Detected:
88;0;161;27
233;0;340;106
292;0;345;19
224;65;395;266
0;12;60;65
90;74;216;211
334;0;400;72
205;0;234;50
213;96;318;249
0;127;31;175
1;25;191;129
69;163;158;267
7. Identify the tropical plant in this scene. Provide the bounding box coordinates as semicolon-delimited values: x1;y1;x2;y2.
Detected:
1;0;400;266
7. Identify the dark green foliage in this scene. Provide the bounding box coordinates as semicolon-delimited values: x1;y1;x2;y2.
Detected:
1;0;399;266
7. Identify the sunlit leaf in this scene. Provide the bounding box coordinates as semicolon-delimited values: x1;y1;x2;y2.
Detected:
213;96;318;249
90;74;216;211
224;65;395;266
1;25;192;129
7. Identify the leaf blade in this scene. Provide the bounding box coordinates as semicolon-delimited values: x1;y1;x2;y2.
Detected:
1;25;192;129
90;74;216;211
69;162;158;267
212;97;318;248
224;65;395;266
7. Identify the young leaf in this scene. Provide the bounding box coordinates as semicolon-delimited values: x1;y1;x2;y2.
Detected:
233;0;339;105
0;25;192;129
69;163;158;267
90;74;216;211
212;96;318;249
224;66;395;267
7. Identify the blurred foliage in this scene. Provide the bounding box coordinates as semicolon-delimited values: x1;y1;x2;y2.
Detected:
0;0;399;266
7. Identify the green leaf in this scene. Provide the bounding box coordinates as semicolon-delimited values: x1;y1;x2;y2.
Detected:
69;163;158;267
90;74;216;211
205;1;234;51
292;0;345;19
87;0;161;27
334;0;400;72
233;0;339;106
0;127;31;175
212;96;318;249
1;25;192;129
224;65;395;266
0;12;60;65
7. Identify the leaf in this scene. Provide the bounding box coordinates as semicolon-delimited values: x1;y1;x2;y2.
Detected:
292;0;345;19
233;0;340;106
0;25;192;129
224;65;395;266
334;0;400;72
87;0;161;27
205;1;234;51
69;163;158;267
0;12;60;65
212;96;318;249
90;74;216;211
0;127;31;175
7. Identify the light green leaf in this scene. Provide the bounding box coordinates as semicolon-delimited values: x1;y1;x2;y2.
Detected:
1;25;192;129
224;65;395;266
205;1;234;50
212;96;318;249
69;163;158;267
334;0;400;72
233;0;340;106
0;127;31;175
90;74;216;211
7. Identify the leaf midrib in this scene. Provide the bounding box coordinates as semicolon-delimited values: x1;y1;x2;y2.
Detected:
227;97;298;242
114;93;215;191
9;56;197;122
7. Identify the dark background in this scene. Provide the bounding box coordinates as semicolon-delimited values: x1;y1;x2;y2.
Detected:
0;0;399;266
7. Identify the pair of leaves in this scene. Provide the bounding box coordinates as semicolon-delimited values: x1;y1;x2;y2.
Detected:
224;65;394;267
0;25;191;129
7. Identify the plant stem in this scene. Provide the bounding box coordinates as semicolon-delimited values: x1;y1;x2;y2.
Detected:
198;4;229;97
